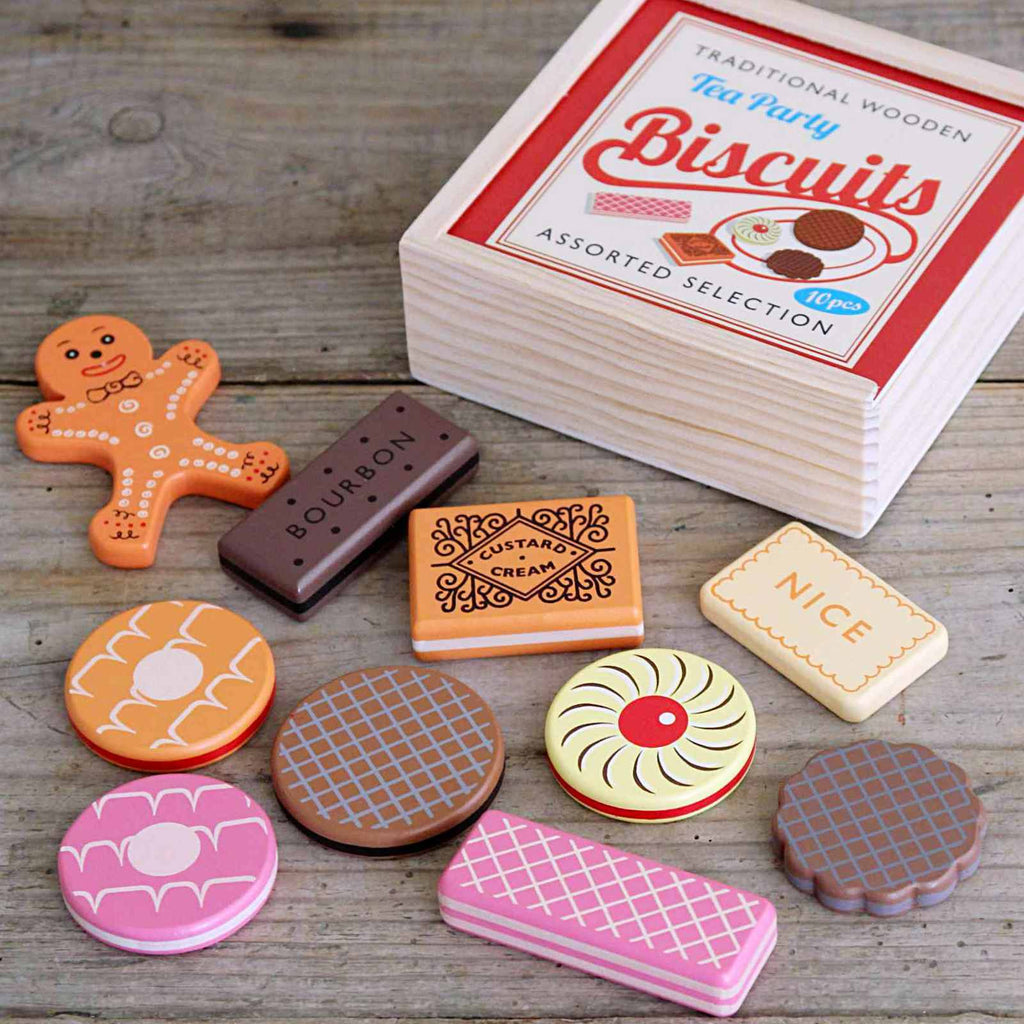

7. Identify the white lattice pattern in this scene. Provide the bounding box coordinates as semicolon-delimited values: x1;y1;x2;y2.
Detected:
449;815;761;968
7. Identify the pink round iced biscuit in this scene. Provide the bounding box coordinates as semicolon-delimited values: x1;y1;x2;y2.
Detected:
58;774;277;954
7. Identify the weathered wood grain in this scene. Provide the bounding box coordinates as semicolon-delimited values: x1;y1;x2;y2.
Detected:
0;0;1020;383
1;383;1021;1019
1;0;1023;1020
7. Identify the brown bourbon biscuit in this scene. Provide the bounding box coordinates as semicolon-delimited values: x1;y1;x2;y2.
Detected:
793;209;865;251
766;249;824;280
659;232;734;266
773;739;986;916
219;392;478;619
271;666;504;854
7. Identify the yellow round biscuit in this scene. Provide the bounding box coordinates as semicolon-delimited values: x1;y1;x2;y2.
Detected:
545;648;755;822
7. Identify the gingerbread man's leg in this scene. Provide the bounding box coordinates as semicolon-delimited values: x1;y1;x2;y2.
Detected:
180;429;289;508
88;465;178;569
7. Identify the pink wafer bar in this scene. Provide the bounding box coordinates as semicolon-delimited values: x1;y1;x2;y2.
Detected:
588;192;692;222
438;810;776;1016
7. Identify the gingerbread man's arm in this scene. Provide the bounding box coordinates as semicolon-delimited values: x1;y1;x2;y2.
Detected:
16;401;113;465
148;340;222;416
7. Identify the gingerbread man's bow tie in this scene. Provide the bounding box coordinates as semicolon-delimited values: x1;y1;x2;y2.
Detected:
86;370;144;404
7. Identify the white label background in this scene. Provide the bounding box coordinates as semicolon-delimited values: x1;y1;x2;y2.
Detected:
488;14;1020;366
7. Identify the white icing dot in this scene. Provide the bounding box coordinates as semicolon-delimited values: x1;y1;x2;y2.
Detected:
118;499;129;508
88;429;98;438
154;368;164;376
193;459;204;467
134;421;153;438
193;437;203;447
123;468;134;477
121;488;132;497
162;361;171;369
137;509;148;519
139;500;149;509
118;398;140;414
179;458;189;467
187;370;198;380
176;387;186;397
145;371;154;379
658;712;677;726
145;479;156;488
227;450;238;460
205;460;216;470
99;431;109;441
76;401;86;409
56;407;64;415
148;445;170;460
75;430;86;439
52;429;63;438
203;441;214;452
128;821;201;878
166;413;176;421
230;468;241;478
133;648;203;701
109;437;120;446
215;447;224;456
153;471;163;478
218;464;229;473
142;490;152;498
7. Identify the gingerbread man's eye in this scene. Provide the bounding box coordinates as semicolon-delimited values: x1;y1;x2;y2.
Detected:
64;348;79;360
100;334;115;345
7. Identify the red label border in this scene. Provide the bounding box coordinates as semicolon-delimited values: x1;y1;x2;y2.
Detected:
449;0;1024;391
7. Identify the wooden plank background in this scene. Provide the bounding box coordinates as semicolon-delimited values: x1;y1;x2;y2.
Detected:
0;2;1020;1022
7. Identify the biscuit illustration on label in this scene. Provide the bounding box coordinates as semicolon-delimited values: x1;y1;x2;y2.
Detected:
773;740;986;916
660;232;734;266
732;215;781;245
545;649;755;822
16;315;289;568
766;249;824;279
58;774;277;954
794;209;865;250
272;666;504;854
65;600;275;771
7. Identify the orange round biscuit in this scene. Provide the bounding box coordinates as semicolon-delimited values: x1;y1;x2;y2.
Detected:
66;601;274;771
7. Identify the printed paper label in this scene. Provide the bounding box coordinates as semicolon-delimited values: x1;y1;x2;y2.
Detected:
451;0;1024;389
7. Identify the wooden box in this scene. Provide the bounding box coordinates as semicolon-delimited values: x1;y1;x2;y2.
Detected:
400;0;1024;536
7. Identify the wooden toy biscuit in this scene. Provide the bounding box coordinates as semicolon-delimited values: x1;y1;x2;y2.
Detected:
65;600;274;772
409;495;643;660
271;666;504;854
765;249;823;279
700;522;947;722
58;774;277;954
439;810;777;1016
219;391;478;619
773;740;986;916
16;315;289;568
545;649;756;822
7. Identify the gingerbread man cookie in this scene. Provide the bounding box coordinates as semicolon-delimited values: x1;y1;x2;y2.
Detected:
16;316;289;568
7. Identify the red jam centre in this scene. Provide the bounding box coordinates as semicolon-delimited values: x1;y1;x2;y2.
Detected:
617;695;688;748
753;224;768;234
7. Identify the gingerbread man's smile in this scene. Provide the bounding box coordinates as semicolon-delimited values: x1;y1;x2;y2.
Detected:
81;352;127;377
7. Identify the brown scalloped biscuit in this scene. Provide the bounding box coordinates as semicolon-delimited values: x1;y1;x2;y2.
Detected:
772;739;986;916
766;249;824;280
272;666;504;855
793;209;865;250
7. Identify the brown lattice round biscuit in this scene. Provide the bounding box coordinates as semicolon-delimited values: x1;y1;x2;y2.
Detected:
766;249;824;280
272;666;504;854
773;739;986;916
793;209;865;250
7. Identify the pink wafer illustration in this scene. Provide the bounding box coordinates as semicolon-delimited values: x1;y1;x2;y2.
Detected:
588;192;692;222
438;810;776;1016
58;774;277;954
